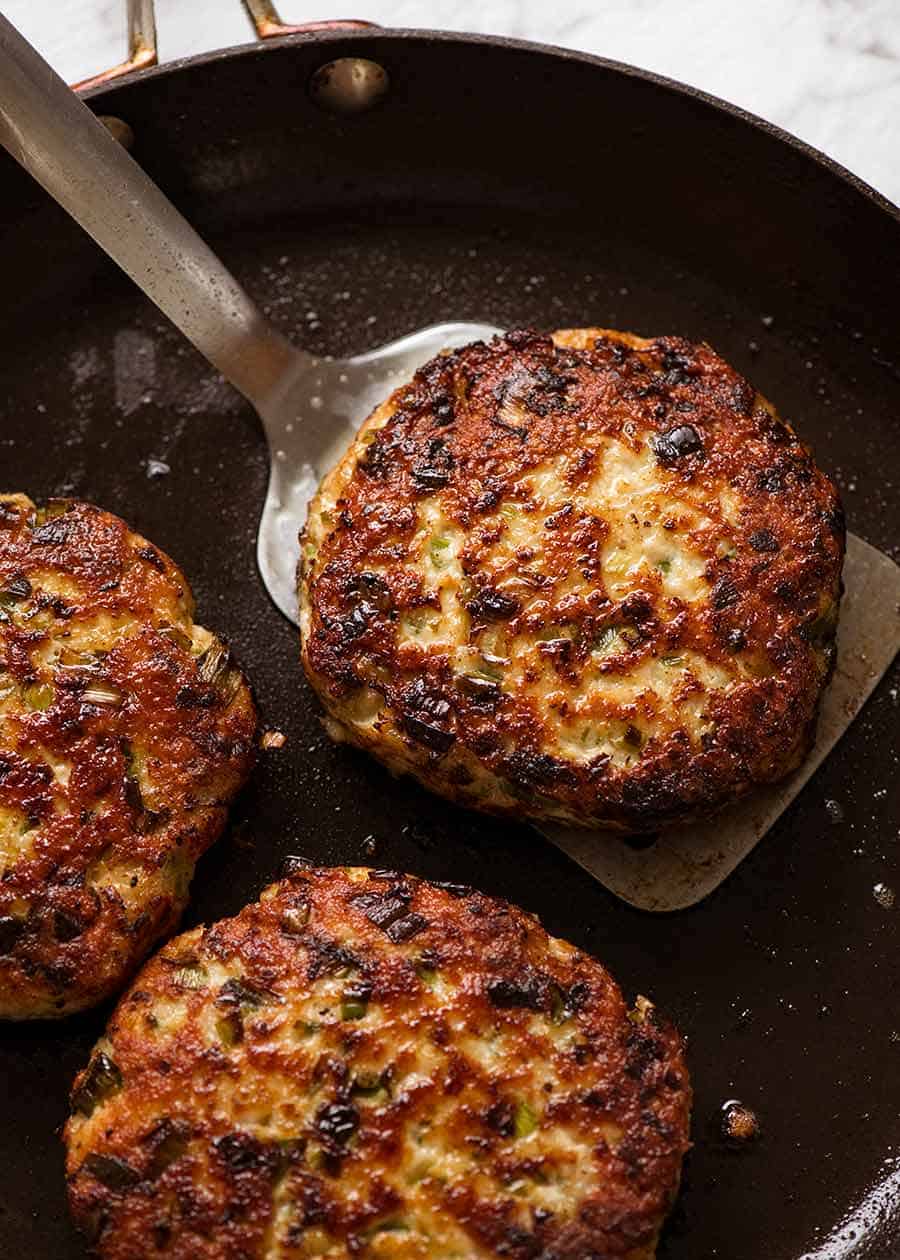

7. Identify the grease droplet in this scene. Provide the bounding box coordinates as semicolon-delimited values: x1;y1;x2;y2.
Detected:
721;1100;761;1145
825;799;844;823
873;882;895;910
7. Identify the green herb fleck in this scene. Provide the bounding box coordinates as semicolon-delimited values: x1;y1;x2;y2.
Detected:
157;624;192;652
514;1101;538;1139
84;1153;140;1190
429;536;450;567
593;626;619;656
414;962;437;986
216;1011;243;1048
362;1219;409;1240
549;985;568;1025
351;1071;390;1103
23;682;54;711
71;1052;122;1117
341;997;369;1021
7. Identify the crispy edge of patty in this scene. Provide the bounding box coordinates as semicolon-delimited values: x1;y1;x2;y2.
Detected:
298;328;844;831
0;494;258;1018
65;864;691;1260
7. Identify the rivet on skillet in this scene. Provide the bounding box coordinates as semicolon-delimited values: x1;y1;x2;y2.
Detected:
98;117;135;150
309;59;389;115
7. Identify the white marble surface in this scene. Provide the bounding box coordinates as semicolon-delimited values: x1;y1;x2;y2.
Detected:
2;0;899;205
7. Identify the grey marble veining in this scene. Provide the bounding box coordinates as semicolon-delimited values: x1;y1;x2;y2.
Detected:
3;0;898;204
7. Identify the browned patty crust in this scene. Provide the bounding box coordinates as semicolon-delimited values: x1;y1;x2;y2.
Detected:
0;495;257;1018
300;329;844;831
66;865;691;1260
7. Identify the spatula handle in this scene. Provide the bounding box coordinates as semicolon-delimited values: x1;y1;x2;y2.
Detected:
0;12;300;409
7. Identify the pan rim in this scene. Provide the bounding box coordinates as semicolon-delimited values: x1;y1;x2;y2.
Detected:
78;25;900;231
5;24;893;1260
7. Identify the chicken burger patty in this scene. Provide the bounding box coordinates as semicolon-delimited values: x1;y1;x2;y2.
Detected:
299;329;844;831
66;864;691;1259
0;495;256;1018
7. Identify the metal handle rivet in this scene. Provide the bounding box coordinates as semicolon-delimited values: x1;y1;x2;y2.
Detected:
99;116;135;150
309;58;389;114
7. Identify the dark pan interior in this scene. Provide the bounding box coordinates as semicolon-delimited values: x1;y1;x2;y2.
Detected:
0;31;897;1259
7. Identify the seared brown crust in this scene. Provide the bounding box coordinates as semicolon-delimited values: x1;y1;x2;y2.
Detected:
299;329;844;830
0;495;257;1018
65;865;691;1260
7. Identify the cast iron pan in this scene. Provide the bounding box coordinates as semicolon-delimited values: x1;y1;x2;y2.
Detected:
0;27;897;1260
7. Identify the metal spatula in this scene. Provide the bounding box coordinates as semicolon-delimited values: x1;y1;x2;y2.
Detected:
4;17;898;915
0;14;499;623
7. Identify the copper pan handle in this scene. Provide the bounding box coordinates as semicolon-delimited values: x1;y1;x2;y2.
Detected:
75;0;378;92
74;0;158;92
242;0;375;39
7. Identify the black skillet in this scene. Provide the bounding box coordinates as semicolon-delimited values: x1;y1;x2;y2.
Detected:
0;12;898;1260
